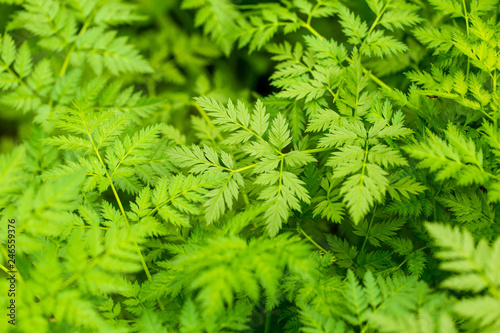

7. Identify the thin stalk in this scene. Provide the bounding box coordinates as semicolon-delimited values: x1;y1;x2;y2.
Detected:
360;206;377;253
82;120;152;281
297;225;331;254
59;12;95;78
357;143;371;218
70;225;110;230
360;0;391;51
361;67;392;91
242;192;250;205
493;71;498;131
301;21;323;39
307;0;323;26
300;147;330;154
49;11;96;112
462;0;470;79
264;311;272;333
234;163;257;173
0;244;23;284
147;78;156;97
331;85;340;105
432;183;445;221
0;264;11;275
326;85;337;99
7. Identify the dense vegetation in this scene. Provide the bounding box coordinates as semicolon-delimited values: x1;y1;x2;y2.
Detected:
0;0;499;332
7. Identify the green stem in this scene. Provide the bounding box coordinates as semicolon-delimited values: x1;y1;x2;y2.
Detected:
361;67;392;91
147;78;156;97
300;147;330;154
357;143;371;216
493;71;498;131
307;0;323;26
0;264;11;275
0;244;23;284
234;163;257;173
297;225;331;254
242;192;250;205
360;206;377;253
49;11;96;112
331;85;340;105
432;183;444;222
83;119;152;281
360;0;391;51
462;0;470;79
264;310;272;333
346;57;393;91
59;11;95;78
70;225;109;230
301;21;323;39
326;85;337;100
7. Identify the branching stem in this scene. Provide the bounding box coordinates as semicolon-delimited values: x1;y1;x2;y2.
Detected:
59;9;96;78
82;118;152;281
361;0;391;51
306;0;323;26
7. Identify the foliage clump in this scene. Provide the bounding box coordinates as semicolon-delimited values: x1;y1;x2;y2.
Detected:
0;0;499;332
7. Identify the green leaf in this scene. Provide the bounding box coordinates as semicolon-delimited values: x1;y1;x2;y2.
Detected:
426;222;500;296
1;33;16;66
269;113;292;151
428;0;463;18
336;4;368;45
344;270;368;325
13;42;33;78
